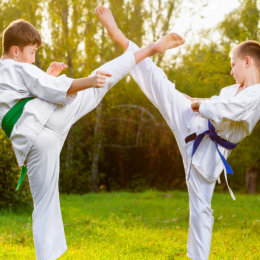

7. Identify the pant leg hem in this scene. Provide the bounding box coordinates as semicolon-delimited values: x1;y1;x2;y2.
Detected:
187;253;195;260
187;253;208;260
44;245;67;260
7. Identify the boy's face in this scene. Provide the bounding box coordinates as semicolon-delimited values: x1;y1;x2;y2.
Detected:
230;53;247;86
14;44;38;64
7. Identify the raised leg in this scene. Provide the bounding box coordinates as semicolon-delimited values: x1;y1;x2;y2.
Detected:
96;5;192;162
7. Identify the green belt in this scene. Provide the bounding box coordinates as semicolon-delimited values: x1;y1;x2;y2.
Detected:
2;97;35;191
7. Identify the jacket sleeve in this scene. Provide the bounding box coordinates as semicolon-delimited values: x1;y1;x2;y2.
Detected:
17;63;74;106
199;91;260;134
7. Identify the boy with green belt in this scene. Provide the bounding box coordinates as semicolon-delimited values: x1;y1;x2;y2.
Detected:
0;18;185;259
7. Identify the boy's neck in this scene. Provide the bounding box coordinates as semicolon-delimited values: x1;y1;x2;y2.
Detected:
1;53;17;61
242;71;260;89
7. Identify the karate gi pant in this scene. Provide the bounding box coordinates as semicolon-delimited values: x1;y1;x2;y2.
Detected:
127;41;216;260
24;51;136;260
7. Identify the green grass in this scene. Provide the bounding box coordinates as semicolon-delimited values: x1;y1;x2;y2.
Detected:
0;191;260;259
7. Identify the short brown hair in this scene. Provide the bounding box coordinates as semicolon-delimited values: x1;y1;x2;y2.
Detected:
2;19;41;54
230;40;260;68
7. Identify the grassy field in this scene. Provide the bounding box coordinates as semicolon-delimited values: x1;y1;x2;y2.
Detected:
0;190;260;260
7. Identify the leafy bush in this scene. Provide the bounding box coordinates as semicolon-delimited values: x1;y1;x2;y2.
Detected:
0;131;32;210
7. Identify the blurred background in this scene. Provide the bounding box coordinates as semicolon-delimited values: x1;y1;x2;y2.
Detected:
1;0;260;209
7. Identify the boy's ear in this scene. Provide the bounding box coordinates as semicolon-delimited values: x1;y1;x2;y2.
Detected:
10;46;19;57
245;56;251;68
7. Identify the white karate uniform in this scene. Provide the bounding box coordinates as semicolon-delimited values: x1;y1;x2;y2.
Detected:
0;59;75;166
127;40;260;260
0;51;136;260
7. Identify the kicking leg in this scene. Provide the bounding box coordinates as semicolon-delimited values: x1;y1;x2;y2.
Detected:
45;14;187;137
96;5;193;162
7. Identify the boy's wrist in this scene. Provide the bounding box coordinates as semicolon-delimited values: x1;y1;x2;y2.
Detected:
88;75;95;88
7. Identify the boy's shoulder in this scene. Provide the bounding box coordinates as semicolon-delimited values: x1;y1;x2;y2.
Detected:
219;84;238;96
0;60;44;78
221;83;238;92
13;61;39;71
0;59;39;72
244;84;260;100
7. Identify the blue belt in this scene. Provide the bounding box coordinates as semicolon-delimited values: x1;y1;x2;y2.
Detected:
187;119;239;181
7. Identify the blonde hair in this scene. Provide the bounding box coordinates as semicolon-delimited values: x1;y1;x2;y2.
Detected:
230;40;260;68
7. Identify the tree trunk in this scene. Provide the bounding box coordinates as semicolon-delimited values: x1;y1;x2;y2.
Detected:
246;166;258;194
91;102;102;192
90;25;105;192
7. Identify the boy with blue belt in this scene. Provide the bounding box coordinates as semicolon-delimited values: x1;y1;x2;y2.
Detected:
0;19;185;259
96;5;260;260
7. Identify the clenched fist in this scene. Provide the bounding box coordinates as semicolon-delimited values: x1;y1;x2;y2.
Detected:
191;100;204;113
91;70;112;88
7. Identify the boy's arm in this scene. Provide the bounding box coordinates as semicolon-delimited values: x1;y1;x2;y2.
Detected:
67;70;112;95
182;93;211;102
182;93;220;102
196;94;260;134
19;63;111;106
197;98;246;122
45;61;112;95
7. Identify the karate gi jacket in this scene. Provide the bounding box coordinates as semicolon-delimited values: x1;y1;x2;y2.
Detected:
0;59;74;167
196;83;260;181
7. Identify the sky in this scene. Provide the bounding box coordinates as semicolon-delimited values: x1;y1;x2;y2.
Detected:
42;0;241;43
41;0;242;58
159;0;241;59
174;0;241;43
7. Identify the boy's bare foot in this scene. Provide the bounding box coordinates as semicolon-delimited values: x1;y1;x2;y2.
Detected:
95;5;185;64
151;33;185;53
132;33;185;64
95;5;129;51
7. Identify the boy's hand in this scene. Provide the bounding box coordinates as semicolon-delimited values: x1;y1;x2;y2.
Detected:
46;62;68;77
91;70;112;88
191;100;204;113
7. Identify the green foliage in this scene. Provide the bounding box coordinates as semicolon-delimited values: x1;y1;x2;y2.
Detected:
169;42;234;98
0;131;32;210
218;0;260;43
0;191;260;259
